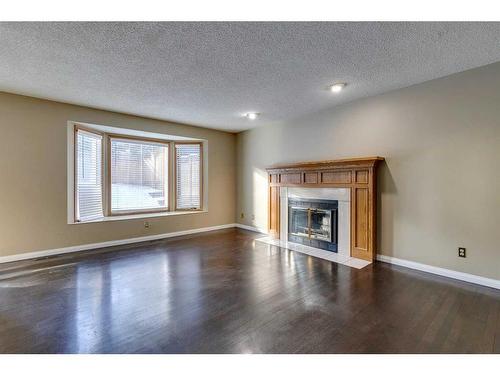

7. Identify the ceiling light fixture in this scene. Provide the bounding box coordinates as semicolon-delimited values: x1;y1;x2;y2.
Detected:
330;83;347;93
245;112;259;120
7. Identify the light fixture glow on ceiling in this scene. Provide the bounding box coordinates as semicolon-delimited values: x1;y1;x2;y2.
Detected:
245;112;259;120
330;83;347;93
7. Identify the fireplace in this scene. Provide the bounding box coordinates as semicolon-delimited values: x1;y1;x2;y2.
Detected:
267;157;383;261
288;198;338;252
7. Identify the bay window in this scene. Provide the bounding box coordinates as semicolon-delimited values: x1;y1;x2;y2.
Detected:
72;124;204;223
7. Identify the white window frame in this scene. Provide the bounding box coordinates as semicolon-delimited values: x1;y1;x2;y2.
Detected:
67;121;208;224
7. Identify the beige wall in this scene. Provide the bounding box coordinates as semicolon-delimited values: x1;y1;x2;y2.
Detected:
237;62;500;280
0;92;236;257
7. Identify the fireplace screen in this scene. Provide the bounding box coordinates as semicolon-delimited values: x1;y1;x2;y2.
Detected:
289;207;332;242
288;198;338;252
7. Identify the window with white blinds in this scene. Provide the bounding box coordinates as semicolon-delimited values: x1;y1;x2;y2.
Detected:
75;129;103;222
71;124;205;222
110;138;169;213
175;143;202;210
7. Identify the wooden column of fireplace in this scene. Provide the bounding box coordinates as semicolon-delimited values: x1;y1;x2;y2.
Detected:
266;157;384;261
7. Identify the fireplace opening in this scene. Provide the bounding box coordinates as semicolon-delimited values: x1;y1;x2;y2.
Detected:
288;198;338;252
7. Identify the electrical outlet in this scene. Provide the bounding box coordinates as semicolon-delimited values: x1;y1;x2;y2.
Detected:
240;212;245;219
458;247;466;258
251;214;255;221
144;221;150;229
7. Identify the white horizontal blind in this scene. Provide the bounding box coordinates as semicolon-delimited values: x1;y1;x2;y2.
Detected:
110;138;168;213
76;129;103;221
175;143;201;209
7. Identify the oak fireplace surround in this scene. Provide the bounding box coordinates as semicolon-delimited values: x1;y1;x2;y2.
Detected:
266;157;384;261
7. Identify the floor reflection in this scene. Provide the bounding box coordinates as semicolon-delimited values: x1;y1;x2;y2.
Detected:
0;229;498;353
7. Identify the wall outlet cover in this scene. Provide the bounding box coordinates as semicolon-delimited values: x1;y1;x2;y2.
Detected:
458;247;466;258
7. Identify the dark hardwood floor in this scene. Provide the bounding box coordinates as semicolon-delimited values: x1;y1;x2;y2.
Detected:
0;228;498;354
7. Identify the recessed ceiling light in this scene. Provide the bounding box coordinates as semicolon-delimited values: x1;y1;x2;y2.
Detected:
245;112;259;120
330;83;347;93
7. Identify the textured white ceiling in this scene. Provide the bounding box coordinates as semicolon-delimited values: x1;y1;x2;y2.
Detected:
1;22;500;132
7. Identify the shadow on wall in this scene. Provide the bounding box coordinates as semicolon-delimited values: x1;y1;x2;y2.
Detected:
377;160;397;257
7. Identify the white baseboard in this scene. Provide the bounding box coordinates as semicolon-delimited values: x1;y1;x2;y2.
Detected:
376;254;500;290
234;223;268;234
0;223;236;265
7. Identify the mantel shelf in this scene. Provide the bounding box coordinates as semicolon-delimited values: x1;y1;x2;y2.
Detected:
266;156;384;172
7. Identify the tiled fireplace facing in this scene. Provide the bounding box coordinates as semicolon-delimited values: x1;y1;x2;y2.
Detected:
256;186;371;269
282;187;350;258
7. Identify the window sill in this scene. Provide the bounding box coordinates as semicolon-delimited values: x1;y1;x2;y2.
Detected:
69;209;207;225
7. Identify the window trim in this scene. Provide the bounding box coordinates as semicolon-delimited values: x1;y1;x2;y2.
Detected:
107;134;171;217
74;125;105;223
174;141;204;212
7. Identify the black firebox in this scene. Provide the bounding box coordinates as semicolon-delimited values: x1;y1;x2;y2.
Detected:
288;198;338;252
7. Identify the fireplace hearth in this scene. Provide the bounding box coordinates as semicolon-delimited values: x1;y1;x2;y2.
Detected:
288;198;338;252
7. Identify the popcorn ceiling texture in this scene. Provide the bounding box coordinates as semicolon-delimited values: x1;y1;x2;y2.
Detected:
1;22;500;132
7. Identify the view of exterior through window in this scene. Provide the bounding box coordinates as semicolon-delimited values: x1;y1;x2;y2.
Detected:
73;125;203;222
110;138;169;213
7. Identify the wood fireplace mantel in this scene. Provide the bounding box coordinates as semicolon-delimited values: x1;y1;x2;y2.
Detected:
266;157;384;261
